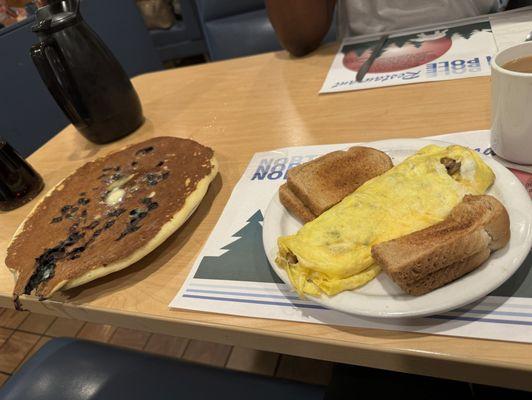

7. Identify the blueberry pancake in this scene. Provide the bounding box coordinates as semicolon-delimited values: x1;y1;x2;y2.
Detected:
6;137;218;305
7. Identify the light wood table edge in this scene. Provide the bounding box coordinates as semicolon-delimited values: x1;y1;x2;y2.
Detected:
2;295;530;391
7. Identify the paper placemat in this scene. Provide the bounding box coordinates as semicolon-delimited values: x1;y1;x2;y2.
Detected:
170;130;532;344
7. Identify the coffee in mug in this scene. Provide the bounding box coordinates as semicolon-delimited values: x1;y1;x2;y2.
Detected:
491;42;532;165
502;55;532;73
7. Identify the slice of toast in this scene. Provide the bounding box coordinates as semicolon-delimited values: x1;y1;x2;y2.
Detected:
279;184;315;223
397;248;491;296
371;195;510;296
285;146;393;217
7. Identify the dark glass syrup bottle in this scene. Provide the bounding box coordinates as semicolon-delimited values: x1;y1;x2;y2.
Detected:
0;140;44;212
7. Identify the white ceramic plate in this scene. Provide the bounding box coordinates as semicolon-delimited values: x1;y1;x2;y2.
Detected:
263;139;532;318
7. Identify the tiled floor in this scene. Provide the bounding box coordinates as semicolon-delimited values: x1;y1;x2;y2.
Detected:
0;307;333;388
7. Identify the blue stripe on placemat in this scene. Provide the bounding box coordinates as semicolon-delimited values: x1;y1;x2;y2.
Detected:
453;308;532;318
187;288;300;300
182;294;327;310
189;282;292;293
428;315;532;326
471;302;532;310
183;294;532;324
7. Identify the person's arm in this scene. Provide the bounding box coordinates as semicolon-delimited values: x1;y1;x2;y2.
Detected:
265;0;336;57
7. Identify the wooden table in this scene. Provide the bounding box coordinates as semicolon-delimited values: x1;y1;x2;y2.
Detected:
1;44;531;391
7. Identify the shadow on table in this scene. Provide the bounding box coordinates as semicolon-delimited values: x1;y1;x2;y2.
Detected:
65;118;157;162
56;172;223;304
272;41;397;146
273;41;340;61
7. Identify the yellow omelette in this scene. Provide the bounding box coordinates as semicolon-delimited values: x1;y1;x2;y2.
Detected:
276;145;494;297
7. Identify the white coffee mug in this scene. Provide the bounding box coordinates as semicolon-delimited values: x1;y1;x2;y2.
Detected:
491;42;532;165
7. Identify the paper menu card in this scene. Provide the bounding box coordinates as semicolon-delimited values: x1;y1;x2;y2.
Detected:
320;21;496;93
320;7;532;94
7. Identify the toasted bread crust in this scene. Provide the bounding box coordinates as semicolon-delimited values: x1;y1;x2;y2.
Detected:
372;195;510;295
285;146;393;216
399;248;491;295
279;184;315;223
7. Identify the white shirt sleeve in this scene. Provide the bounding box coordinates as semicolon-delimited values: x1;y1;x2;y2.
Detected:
338;0;506;38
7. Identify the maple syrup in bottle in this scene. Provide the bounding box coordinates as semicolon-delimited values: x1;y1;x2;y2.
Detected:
0;140;44;211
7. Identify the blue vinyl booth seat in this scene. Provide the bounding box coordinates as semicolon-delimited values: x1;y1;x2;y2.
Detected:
0;0;162;158
0;338;326;400
194;0;281;61
149;0;207;62
194;0;337;61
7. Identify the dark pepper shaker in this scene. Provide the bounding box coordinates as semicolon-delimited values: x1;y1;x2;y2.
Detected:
0;139;44;211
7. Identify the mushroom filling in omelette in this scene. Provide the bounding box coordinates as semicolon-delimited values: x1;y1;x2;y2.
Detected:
276;145;495;297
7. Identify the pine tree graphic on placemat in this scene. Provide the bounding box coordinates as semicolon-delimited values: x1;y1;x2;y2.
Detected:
194;210;283;283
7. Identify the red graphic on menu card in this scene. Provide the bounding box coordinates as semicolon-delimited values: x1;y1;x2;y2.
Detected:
343;33;451;73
